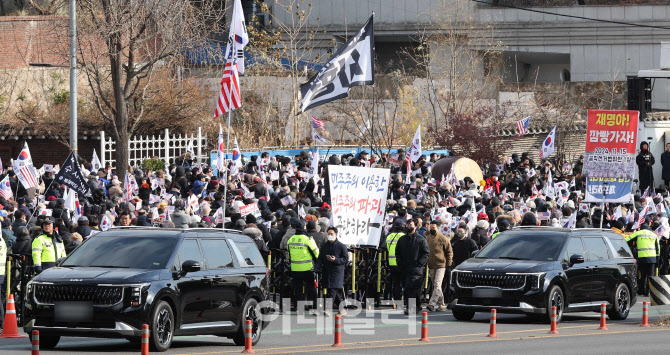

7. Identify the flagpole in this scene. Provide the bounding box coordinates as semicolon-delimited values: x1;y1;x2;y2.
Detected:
220;0;241;229
222;110;231;229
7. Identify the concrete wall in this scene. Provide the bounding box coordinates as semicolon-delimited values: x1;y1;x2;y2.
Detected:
476;5;670;110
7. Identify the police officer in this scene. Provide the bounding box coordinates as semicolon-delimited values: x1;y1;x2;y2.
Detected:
384;220;406;304
287;218;319;313
32;218;66;274
626;225;660;296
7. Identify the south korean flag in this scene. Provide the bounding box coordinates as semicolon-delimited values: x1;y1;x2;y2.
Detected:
299;15;374;113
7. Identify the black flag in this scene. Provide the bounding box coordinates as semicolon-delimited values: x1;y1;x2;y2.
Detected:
300;15;374;113
55;152;92;198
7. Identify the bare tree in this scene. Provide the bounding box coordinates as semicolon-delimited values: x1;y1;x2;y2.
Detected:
61;0;226;175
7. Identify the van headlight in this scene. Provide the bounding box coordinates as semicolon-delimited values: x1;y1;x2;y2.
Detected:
129;283;150;307
528;273;546;291
25;281;34;309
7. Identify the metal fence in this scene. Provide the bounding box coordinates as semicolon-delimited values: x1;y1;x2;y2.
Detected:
100;128;208;169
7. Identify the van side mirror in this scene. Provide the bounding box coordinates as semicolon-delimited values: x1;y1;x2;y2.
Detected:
569;254;584;266
182;260;201;273
174;260;201;279
471;250;480;257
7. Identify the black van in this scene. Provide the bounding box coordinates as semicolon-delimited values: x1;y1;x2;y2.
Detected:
448;227;637;323
23;227;269;351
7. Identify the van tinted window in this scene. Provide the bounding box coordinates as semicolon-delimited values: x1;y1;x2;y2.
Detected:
200;239;234;269
583;237;610;261
234;242;266;267
604;234;634;258
175;239;204;269
563;237;585;263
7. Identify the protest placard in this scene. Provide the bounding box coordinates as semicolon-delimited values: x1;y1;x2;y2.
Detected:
328;165;390;246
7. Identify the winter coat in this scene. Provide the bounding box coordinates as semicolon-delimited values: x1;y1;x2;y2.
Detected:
65;240;82;254
75;225;93;239
318;239;348;289
471;225;489;249
396;232;430;288
12;232;32;256
662;151;670;181
426;230;453;269
243;228;269;258
136;215;152;227
306;230;327;249
636;141;655;189
171;210;192;228
451;236;479;267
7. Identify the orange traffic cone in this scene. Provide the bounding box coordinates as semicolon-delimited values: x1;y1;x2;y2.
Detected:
1;294;27;338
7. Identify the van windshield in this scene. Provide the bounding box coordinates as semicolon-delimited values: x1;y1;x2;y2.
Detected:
61;236;177;269
477;232;566;261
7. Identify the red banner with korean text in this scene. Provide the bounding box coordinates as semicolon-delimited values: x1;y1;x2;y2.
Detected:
583;109;639;203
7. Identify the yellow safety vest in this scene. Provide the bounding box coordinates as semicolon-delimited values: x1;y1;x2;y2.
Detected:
492;232;501;240
32;234;67;267
626;229;659;259
287;234;319;272
386;232;404;267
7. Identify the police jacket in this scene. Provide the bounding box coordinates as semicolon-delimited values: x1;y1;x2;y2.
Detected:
626;229;660;263
287;231;319;272
32;233;67;268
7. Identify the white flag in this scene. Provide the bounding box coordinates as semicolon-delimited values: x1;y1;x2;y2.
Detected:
224;0;249;73
563;212;576;228
101;214;113;231
406;125;422;163
298;205;306;219
91;149;102;172
309;149;320;179
216;124;225;173
15;142;33;168
186;139;195;158
613;205;622;220
231;137;242;171
312;126;328;144
540;126;556;159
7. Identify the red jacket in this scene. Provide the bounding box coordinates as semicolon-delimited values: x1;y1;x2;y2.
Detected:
485;178;501;195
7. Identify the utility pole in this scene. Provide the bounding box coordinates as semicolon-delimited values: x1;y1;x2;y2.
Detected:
69;0;78;152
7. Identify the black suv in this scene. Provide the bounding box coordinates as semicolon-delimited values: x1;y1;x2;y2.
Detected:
23;227;270;351
448;227;637;322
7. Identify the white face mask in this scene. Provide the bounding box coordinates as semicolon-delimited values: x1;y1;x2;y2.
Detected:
327;235;337;241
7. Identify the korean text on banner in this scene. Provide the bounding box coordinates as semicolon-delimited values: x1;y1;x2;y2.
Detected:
328;165;390;246
583;109;638;203
239;203;261;218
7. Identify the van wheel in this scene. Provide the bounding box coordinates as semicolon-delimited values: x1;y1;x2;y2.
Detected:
234;298;262;346
608;283;631;320
452;309;475;321
545;285;564;323
150;301;174;352
29;332;60;349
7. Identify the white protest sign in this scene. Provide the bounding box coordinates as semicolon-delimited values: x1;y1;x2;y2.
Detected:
240;203;261;218
328;165;390;246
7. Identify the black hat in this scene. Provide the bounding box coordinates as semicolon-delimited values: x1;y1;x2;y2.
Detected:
42;218;54;225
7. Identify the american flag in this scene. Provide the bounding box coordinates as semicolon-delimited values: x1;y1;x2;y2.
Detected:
311;115;325;129
213;61;241;119
516;116;531;137
16;165;39;188
0;175;12;200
